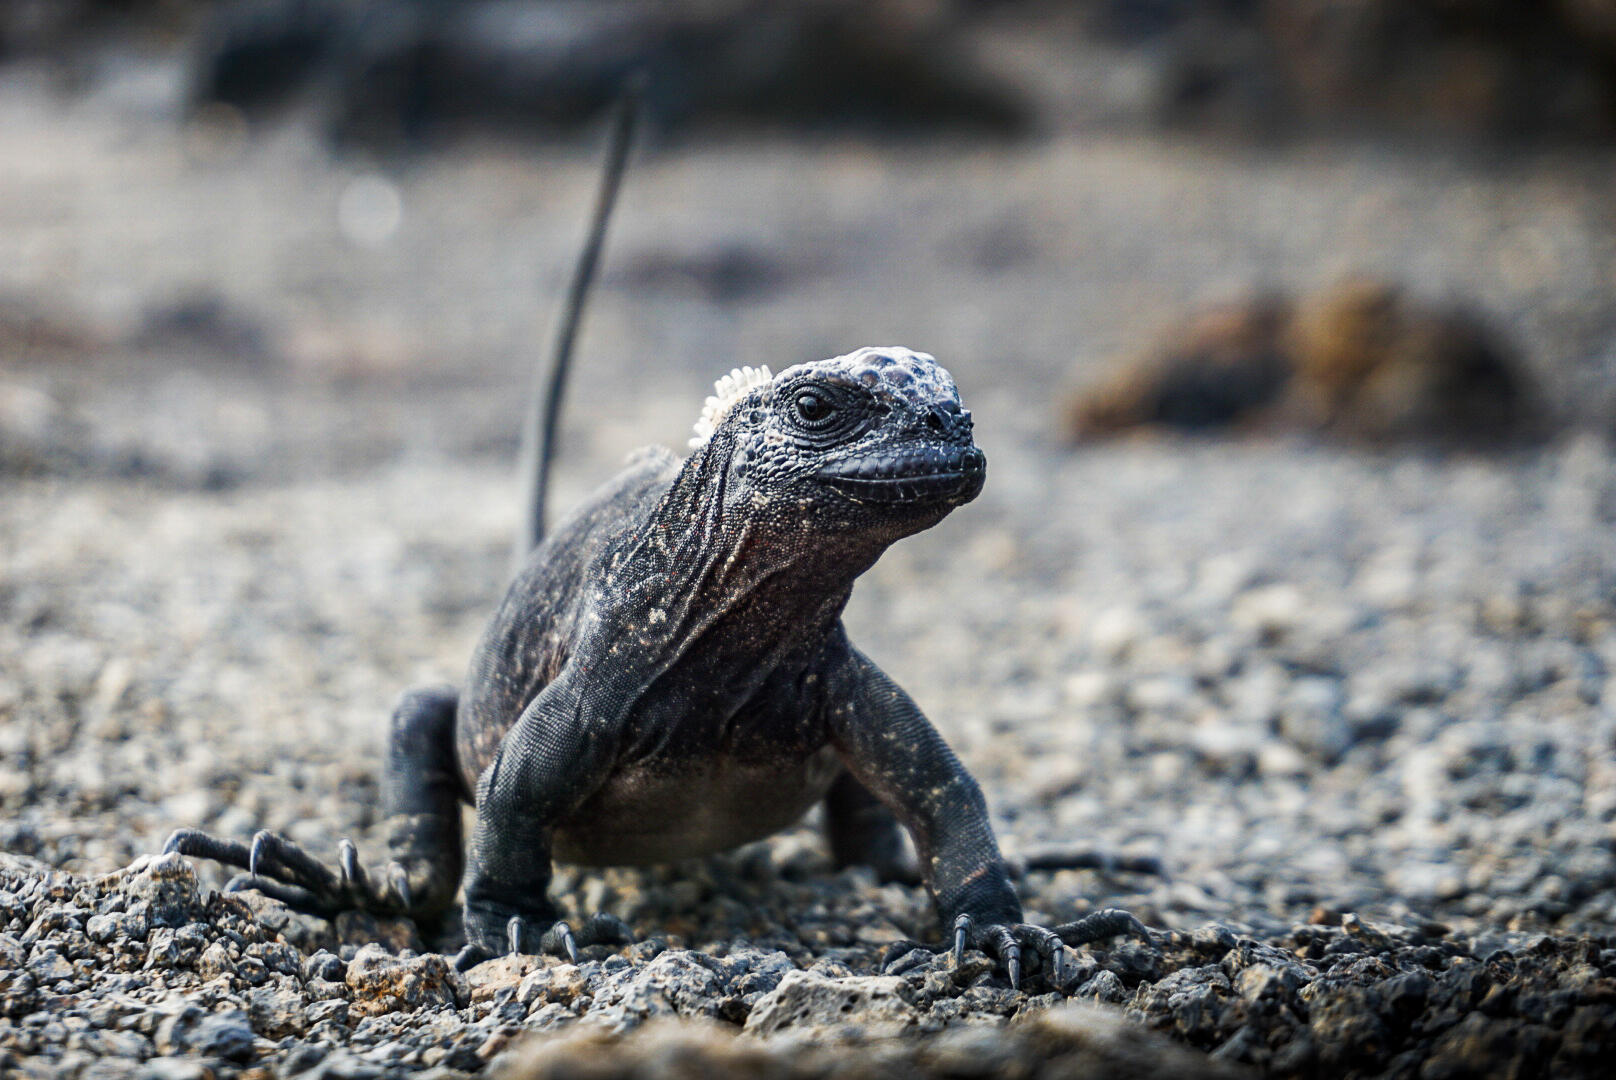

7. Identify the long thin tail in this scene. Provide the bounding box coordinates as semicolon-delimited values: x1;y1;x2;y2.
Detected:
513;83;642;571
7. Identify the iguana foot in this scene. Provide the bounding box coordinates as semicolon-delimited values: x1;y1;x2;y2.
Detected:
950;912;1072;991
163;827;413;916
457;902;633;970
921;908;1156;991
452;914;632;969
527;913;635;962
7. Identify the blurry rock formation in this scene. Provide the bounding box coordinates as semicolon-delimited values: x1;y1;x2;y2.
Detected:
1067;297;1294;436
1286;279;1538;443
8;2;1616;142
1066;279;1543;447
495;1005;1248;1080
610;242;822;304
1075;0;1616;138
185;0;1029;147
0;1;199;57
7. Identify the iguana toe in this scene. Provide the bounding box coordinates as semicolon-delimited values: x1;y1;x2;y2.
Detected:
338;839;366;895
452;943;495;972
1053;908;1155;949
222;873;323;912
386;862;413;911
578;912;634;948
539;920;577;962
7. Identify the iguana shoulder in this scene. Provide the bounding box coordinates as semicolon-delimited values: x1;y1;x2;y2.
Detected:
459;445;682;789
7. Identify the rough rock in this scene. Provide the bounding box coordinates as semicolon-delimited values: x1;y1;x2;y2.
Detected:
743;971;920;1039
463;953;544;1004
343;944;461;1018
604;948;726;1023
496;1002;1249;1079
124;855;205;930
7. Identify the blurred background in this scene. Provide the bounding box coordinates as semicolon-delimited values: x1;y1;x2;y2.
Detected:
4;0;1616;940
4;0;1616;479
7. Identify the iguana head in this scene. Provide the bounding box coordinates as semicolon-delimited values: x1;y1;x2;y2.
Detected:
689;346;985;535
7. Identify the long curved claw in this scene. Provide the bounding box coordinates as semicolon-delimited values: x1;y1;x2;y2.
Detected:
1017;924;1069;989
462;899;562;960
988;924;1014;989
540;920;579;962
507;916;529;957
339;839;367;897
1053;908;1155;948
1047;939;1074;988
386;862;413;911
953;913;971;966
249;831;342;896
249;831;269;878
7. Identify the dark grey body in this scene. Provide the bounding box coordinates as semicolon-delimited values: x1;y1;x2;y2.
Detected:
459;451;853;867
168;347;1145;982
433;348;1025;958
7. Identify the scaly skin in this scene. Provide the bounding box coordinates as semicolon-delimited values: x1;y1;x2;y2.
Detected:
167;346;1149;987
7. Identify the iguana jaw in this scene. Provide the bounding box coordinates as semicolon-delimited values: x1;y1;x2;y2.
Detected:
818;445;986;507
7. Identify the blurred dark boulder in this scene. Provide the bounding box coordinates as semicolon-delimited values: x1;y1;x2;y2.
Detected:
1065;297;1293;436
1075;0;1616;138
610;242;822;304
1286;278;1539;444
12;1;1616;140
1066;279;1544;448
0;1;201;57
1563;0;1616;47
188;0;1030;147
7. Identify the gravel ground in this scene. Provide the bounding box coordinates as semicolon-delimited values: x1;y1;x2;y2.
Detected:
4;50;1616;1078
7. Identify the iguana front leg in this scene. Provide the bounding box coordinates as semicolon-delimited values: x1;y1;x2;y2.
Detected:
455;670;632;969
825;644;1148;989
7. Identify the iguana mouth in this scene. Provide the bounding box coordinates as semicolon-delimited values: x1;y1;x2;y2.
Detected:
820;446;986;506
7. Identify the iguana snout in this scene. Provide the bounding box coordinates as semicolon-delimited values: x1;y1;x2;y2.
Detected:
818;443;986;507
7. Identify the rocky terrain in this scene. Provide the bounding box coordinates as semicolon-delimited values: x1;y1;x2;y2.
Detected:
4;36;1616;1080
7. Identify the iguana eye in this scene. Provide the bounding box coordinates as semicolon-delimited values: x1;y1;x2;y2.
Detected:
794;390;834;425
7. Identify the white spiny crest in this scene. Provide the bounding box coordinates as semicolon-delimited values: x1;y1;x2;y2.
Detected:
689;364;774;449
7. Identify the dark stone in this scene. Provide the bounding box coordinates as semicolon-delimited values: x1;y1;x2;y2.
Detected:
189;0;1029;150
192;1010;257;1062
303;949;346;984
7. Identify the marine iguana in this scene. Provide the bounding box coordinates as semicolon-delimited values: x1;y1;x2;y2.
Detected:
164;105;1149;991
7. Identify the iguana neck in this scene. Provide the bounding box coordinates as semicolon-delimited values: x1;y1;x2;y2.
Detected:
600;436;889;663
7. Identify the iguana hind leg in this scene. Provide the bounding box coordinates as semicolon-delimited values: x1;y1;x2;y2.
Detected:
824;771;919;885
376;684;465;918
165;684;465;920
